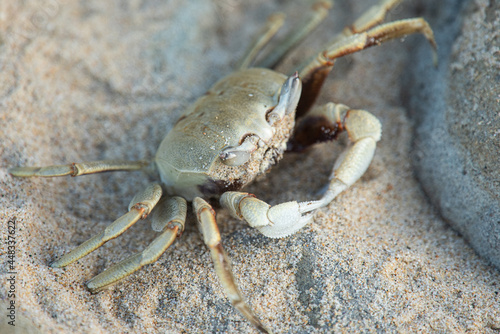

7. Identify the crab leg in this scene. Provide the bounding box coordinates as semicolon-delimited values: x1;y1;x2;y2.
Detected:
295;0;402;72
193;197;271;334
87;196;187;293
256;0;332;69
50;183;162;268
9;160;150;177
221;102;382;238
335;0;402;41
237;12;285;70
297;17;437;116
289;101;377;151
87;226;178;293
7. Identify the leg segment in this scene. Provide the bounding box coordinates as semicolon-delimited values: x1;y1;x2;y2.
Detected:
341;0;402;38
50;183;162;268
9;160;150;177
193;198;270;334
297;17;437;116
237;12;285;70
222;102;382;238
289;102;380;151
297;0;402;72
238;0;332;70
256;0;332;69
87;196;187;293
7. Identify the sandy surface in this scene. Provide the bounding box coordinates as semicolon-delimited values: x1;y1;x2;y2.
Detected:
1;1;499;333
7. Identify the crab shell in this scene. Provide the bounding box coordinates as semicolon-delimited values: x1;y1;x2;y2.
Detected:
155;68;296;200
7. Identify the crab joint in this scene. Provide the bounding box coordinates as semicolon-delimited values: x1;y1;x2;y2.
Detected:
128;184;163;218
151;196;187;236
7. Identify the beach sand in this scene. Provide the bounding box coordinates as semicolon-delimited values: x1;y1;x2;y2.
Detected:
1;1;498;333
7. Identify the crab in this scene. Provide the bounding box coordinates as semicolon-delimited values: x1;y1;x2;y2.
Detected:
9;0;436;332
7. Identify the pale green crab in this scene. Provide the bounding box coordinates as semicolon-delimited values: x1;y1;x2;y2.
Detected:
9;0;436;332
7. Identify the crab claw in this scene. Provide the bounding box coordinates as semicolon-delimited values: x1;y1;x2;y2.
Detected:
220;192;314;238
258;201;314;238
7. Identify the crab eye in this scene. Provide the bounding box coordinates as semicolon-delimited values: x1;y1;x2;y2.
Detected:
267;72;302;125
219;134;260;166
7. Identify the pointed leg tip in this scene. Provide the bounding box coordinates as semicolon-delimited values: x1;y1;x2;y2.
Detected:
255;321;273;334
49;260;62;268
8;167;31;177
432;52;439;68
86;279;104;294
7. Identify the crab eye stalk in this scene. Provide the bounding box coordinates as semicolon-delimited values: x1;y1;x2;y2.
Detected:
267;72;302;125
219;134;260;166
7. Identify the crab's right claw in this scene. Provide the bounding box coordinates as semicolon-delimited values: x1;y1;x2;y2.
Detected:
220;192;315;238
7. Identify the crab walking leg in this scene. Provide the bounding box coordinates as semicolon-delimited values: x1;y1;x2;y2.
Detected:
50;184;162;268
340;0;402;38
87;197;187;293
256;0;332;69
193;198;271;334
297;18;437;116
87;226;178;293
294;0;402;80
237;12;285;70
221;103;382;239
9;160;150;177
300;0;402;68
